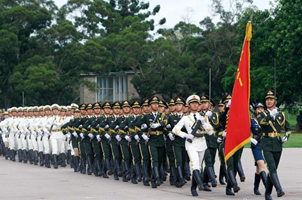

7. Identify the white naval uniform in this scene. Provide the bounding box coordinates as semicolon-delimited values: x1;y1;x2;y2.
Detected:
18;117;28;151
14;117;23;151
42;116;52;154
172;112;213;170
50;115;65;155
28;117;39;151
0;118;9;143
8;117;17;151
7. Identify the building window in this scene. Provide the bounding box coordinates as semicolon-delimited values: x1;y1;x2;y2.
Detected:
97;75;128;103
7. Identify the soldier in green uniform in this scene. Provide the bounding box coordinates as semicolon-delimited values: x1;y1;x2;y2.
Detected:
136;96;168;188
98;102;114;177
166;97;188;187
128;101;143;183
257;90;290;200
200;96;218;191
135;99;151;187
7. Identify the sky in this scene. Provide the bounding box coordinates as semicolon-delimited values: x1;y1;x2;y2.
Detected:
54;0;272;29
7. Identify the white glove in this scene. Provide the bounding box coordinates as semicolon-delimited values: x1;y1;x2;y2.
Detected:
185;134;194;140
142;134;149;141
141;124;147;130
0;130;2;135
134;135;140;141
96;135;101;142
105;133;111;140
270;108;278;118
72;132;78;138
251;138;258;146
78;124;83;128
32;132;37;138
79;133;84;139
282;134;289;143
125;135;131;142
222;131;227;137
114;125;119;130
206;111;212;117
166;124;172;129
198;116;205;124
115;135;121;142
66;133;71;140
151;123;161;129
104;124;109;129
88;133;94;139
226;100;231;108
168;133;175;141
217;137;222;143
164;135;167;141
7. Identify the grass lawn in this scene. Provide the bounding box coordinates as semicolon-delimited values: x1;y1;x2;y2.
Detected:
244;133;302;148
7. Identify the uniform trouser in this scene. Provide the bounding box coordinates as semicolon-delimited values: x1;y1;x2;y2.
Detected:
100;138;111;160
130;141;141;165
110;139;121;161
262;150;282;174
92;139;101;161
218;144;226;166
50;132;64;155
226;147;243;173
83;140;93;157
148;144;164;168
9;132;17;150
208;147;217;166
187;149;205;171
15;134;22;150
42;135;51;154
27;135;33;150
173;145;188;167
2;134;9;143
70;142;74;156
120;142;130;163
31;136;38;151
60;135;67;154
71;136;79;149
204;148;214;167
165;140;175;168
20;134;27;150
139;141;150;165
79;139;85;158
37;135;44;153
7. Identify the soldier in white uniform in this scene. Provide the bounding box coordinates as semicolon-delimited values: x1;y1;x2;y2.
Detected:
37;106;45;166
8;107;18;161
15;107;24;162
19;107;29;163
173;95;214;197
50;104;65;169
29;106;41;165
41;105;53;168
0;111;10;159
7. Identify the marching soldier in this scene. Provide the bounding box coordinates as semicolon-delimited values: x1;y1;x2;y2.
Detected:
0;111;10;160
257;90;290;200
172;95;214;196
41;105;53;168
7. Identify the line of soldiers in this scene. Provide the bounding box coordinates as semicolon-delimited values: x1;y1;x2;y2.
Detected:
0;90;290;199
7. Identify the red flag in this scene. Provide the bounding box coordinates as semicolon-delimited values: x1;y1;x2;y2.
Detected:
224;22;252;161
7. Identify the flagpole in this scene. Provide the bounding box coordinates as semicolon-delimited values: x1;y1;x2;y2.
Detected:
274;59;277;107
209;68;211;110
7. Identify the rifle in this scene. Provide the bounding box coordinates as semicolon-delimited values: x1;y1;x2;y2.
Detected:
187;120;204;143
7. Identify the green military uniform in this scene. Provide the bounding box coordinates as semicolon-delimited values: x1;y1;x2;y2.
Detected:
136;96;167;187
257;90;290;199
67;109;80;172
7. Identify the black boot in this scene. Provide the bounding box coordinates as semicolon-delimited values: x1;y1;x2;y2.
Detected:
177;166;186;186
260;171;267;187
153;166;161;186
237;161;246;182
227;170;240;193
23;150;28;163
73;156;80;172
191;174;198;196
53;154;58;169
254;173;261;195
143;163;150;183
70;155;74;168
115;160;122;177
184;162;191;181
5;147;9;160
67;150;71;165
33;151;38;165
206;167;217;187
169;167;177;186
265;175;273;200
114;171;119;180
131;166;138;184
226;179;235;195
270;173;285;197
87;156;93;175
203;170;212;192
134;163;142;182
105;159;113;175
160;164;167;182
124;162;131;181
39;152;44;166
11;150;16;161
60;153;67;167
219;165;226;185
45;154;51;168
193;169;204;191
95;159;102;176
18;149;23;162
81;156;86;174
29;150;33;164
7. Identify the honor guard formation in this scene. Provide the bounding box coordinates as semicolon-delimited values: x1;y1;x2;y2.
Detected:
0;90;291;200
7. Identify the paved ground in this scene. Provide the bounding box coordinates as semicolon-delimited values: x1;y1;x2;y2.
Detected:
0;148;301;200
